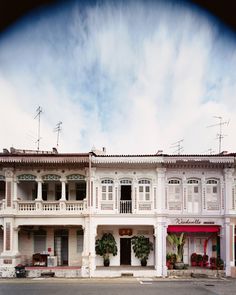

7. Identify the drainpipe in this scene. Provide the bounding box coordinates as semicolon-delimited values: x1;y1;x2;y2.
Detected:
88;152;92;278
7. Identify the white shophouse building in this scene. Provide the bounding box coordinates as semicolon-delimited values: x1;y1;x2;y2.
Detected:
0;148;236;277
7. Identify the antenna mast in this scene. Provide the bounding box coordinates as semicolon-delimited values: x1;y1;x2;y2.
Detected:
54;121;62;150
207;116;229;154
170;139;184;155
34;106;43;151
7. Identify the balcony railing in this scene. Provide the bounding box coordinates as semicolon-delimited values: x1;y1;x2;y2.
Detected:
120;200;132;214
13;200;87;215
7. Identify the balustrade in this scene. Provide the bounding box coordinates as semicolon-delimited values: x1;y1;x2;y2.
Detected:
18;201;36;211
120;200;132;213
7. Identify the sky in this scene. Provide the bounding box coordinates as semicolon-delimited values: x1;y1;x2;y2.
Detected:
0;0;236;155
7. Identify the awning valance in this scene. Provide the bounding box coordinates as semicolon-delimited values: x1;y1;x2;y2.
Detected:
167;225;220;233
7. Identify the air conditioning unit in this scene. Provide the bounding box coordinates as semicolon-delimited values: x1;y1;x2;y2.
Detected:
47;256;57;267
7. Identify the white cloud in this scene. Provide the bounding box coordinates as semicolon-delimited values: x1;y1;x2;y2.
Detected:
0;0;236;154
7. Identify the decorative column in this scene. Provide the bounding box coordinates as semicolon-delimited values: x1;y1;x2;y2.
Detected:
13;179;18;201
154;221;165;277
132;177;138;214
0;220;21;273
224;219;231;276
224;168;234;213
114;179;119;214
36;178;42;201
4;169;14;208
60;178;67;201
201;174;206;213
162;224;168;277
182;175;187;213
156;168;166;214
81;218;97;277
12;227;20;255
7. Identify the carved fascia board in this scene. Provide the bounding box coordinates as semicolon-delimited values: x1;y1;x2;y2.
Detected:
164;156;234;164
92;156;164;164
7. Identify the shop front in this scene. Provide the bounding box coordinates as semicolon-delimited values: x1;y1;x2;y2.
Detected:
167;218;222;268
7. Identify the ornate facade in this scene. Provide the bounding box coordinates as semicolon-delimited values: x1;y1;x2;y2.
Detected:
0;148;236;277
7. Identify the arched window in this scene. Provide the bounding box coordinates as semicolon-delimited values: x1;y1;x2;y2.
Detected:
206;179;219;211
138;180;151;201
168;178;182;211
101;179;114;201
168;179;180;184
120;179;132;184
187;179;200;213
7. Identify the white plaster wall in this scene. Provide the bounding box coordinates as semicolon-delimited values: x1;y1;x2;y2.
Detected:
18;182;35;200
0;230;3;254
19;231;34;265
68;228;82;266
95;226;154;267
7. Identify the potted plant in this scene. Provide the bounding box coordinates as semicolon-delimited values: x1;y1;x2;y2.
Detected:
202;254;209;267
95;233;118;266
167;232;186;269
131;235;153;266
197;254;203;267
166;253;176;269
216;257;224;270
190;253;197;267
210;257;216;269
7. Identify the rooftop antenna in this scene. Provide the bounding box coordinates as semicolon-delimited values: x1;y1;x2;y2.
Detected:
34;106;43;151
170;139;184;155
54;121;62;150
207;116;229;154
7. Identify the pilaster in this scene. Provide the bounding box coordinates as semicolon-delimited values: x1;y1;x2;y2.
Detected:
156;168;166;214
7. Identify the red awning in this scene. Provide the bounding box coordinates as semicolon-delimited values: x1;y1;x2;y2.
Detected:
167;225;220;233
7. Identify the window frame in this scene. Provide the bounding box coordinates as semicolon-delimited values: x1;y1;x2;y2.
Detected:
101;179;114;201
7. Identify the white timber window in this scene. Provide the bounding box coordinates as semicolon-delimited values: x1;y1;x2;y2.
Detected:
101;179;113;201
187;179;200;213
206;179;220;211
138;180;151;201
168;179;182;211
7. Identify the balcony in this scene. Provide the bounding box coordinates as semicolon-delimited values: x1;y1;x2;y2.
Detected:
0;200;87;215
120;200;132;214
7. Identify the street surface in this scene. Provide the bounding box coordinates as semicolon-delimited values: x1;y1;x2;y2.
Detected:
0;278;235;295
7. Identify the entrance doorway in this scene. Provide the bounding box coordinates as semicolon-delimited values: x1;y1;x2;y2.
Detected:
121;185;131;200
120;238;131;265
54;229;68;266
120;185;132;213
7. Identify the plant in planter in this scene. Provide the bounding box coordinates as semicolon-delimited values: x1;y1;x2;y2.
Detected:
190;253;197;267
196;254;203;267
167;233;185;269
95;233;118;266
216;257;224;270
131;235;153;266
166;253;176;269
210;257;216;269
202;254;209;267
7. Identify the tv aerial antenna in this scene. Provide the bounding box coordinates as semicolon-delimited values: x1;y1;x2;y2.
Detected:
207;116;229;154
34;106;43;151
54;121;62;150
170;139;184;155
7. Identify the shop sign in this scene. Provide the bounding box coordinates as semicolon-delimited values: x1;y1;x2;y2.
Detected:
175;218;215;225
119;228;133;236
175;218;201;225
